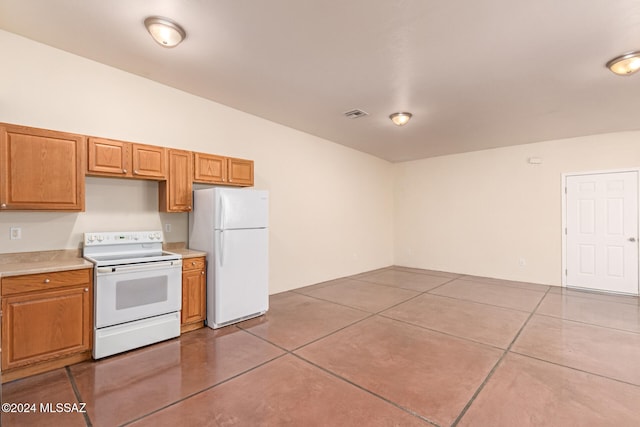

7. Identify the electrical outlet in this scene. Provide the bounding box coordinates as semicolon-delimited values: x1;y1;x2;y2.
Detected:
165;223;172;233
10;227;22;240
518;257;526;267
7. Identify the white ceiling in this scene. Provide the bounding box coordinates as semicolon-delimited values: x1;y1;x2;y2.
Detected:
1;0;640;162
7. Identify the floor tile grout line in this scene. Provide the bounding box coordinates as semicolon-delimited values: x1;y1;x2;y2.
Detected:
375;313;509;352
532;311;640;336
290;352;441;427
297;276;545;317
421;276;461;292
239;312;377;354
350;275;453;292
118;351;289;427
293;276;460;316
65;366;93;427
447;278;551;297
390;265;464;278
296;274;439;297
456;276;551;293
373;289;439;315
420;290;542;314
508;350;640;389
285;290;385;314
450;286;553;427
290;282;428;314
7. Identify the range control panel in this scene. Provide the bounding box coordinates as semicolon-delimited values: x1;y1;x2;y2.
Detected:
84;231;164;246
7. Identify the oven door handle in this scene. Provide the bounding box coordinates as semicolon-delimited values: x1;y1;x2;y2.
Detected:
96;260;182;274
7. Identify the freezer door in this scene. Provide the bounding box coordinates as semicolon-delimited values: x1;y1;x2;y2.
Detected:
210;228;269;326
215;188;268;230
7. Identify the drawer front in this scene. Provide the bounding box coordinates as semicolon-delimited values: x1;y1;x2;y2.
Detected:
182;257;206;272
2;268;91;296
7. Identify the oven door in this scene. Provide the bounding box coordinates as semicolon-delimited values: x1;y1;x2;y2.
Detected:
95;260;182;328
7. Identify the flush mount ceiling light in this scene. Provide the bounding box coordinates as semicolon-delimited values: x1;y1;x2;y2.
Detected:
144;16;186;48
606;51;640;76
389;112;412;126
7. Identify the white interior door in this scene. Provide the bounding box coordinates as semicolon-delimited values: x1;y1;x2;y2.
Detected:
565;171;639;295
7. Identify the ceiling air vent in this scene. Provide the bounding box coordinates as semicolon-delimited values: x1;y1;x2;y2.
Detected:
343;109;369;119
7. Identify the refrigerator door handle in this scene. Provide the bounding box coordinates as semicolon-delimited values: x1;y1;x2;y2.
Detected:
219;195;226;230
219;230;225;266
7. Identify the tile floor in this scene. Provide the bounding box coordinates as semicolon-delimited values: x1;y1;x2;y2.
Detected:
2;266;640;426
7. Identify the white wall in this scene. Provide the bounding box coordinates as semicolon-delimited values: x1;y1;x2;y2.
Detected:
394;131;640;285
0;30;394;294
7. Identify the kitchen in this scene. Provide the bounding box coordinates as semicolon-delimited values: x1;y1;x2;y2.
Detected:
1;1;640;425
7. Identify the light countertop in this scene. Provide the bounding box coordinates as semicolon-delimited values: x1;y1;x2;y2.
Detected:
0;243;206;278
0;249;93;278
164;243;207;259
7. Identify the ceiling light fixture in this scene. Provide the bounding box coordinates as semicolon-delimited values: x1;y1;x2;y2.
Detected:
389;112;412;126
606;51;640;76
144;16;186;48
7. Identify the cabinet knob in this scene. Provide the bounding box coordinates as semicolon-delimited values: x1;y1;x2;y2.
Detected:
134;170;139;174
84;288;89;292
229;179;233;182
44;278;50;283
201;271;205;275
0;203;6;208
192;261;196;266
123;169;127;173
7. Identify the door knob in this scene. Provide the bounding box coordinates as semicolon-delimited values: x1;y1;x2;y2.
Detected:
629;237;637;242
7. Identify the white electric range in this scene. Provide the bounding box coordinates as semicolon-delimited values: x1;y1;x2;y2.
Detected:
83;231;182;359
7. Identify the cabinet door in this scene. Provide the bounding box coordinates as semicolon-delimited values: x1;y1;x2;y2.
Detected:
159;149;193;212
87;137;130;176
2;285;92;370
227;157;254;186
181;267;206;325
193;152;227;184
132;143;166;179
0;124;85;211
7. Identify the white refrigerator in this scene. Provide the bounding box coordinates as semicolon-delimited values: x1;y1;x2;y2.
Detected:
189;188;269;328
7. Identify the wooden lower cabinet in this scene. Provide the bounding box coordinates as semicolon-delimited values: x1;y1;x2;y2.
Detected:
1;268;93;382
181;257;206;333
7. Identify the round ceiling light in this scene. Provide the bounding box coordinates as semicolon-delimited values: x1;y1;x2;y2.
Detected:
144;16;186;48
389;112;412;126
606;51;640;76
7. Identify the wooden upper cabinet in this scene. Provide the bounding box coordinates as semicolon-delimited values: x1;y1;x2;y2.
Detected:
193;152;227;184
132;143;166;179
227;157;254;186
0;123;85;211
87;138;166;180
87;137;130;176
193;153;254;187
159;149;193;212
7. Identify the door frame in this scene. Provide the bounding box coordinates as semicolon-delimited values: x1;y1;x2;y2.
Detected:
561;168;640;292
